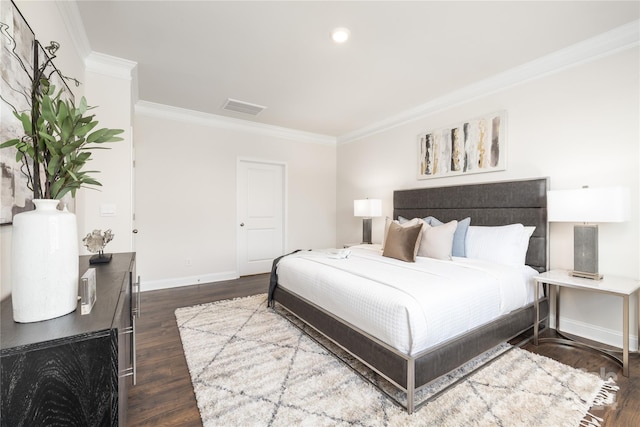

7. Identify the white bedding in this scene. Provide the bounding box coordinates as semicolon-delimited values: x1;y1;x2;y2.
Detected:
276;245;539;356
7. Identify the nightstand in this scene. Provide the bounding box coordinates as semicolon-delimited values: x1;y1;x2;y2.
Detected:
533;269;640;377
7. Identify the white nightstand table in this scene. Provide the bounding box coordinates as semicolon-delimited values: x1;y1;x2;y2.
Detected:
533;269;640;377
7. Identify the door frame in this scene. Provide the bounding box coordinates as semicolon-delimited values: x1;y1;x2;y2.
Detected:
236;157;288;276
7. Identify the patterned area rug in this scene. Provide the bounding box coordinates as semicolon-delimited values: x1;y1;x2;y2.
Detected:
175;294;616;426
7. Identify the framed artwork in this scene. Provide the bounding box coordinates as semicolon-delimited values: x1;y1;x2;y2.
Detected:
0;0;36;224
418;111;507;180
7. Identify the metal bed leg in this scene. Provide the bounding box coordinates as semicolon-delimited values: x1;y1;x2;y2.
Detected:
407;359;415;414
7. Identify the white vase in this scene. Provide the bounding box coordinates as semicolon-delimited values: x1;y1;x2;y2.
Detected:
11;199;79;323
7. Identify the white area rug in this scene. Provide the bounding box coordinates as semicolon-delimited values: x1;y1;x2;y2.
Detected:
175;294;616;427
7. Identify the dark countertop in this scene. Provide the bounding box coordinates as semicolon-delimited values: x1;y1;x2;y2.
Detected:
1;252;135;352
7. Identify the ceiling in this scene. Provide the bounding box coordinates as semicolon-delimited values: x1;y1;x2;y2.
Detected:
76;1;639;138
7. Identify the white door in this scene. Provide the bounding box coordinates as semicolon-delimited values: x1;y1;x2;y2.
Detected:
131;134;137;250
237;160;285;276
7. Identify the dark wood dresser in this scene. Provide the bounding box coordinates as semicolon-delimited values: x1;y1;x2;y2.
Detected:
1;252;139;426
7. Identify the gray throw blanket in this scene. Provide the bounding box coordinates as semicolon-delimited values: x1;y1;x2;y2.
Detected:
267;249;305;307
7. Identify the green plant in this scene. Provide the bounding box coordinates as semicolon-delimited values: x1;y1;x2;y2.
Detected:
0;42;123;200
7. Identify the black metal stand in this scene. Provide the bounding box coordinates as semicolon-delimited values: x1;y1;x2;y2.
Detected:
89;252;112;264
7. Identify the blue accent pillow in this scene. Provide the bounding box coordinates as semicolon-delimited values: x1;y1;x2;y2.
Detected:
424;216;471;257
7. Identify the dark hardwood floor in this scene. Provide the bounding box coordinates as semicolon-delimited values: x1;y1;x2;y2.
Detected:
127;274;268;426
127;274;639;426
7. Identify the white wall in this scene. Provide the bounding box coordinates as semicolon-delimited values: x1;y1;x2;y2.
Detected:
337;48;639;350
1;0;86;299
77;55;136;256
133;107;337;291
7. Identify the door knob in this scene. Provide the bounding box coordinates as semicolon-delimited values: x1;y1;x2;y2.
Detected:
132;229;139;234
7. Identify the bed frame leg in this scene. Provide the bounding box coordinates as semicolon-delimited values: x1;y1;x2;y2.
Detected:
407;359;415;414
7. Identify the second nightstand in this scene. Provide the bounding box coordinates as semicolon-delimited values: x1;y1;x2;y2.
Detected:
533;269;640;377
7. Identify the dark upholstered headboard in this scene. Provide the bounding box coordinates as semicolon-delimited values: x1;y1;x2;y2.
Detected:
393;177;549;272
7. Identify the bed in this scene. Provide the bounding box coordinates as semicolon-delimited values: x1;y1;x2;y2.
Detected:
269;178;550;413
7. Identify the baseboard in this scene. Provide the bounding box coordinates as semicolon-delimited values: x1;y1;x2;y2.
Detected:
558;316;639;352
141;271;239;292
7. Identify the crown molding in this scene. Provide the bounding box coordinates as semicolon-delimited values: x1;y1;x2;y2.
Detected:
135;101;336;146
55;0;91;59
337;20;640;145
85;52;138;80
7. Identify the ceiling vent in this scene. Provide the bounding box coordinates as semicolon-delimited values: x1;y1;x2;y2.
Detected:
222;98;267;116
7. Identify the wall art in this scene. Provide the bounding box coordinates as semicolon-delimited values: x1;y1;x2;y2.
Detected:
0;0;36;224
418;111;506;180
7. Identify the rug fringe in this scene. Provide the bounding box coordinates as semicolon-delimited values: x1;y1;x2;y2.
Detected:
592;379;619;407
579;414;601;427
579;378;618;427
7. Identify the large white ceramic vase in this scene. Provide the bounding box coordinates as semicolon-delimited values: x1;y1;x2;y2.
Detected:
12;199;79;323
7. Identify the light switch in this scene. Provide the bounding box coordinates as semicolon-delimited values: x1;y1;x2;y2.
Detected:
100;203;117;217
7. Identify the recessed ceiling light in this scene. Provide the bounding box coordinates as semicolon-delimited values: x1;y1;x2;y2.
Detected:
331;27;350;44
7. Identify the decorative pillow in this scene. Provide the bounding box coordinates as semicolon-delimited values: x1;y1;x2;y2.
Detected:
383;217;420;249
425;216;471;257
382;221;423;262
417;220;457;260
465;224;535;266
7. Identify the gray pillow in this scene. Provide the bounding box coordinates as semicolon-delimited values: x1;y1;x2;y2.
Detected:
425;216;471;257
382;221;423;262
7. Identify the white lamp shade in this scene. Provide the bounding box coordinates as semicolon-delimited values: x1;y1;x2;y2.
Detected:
547;187;630;223
354;199;382;218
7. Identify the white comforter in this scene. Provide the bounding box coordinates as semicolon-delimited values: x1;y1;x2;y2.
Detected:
276;245;538;356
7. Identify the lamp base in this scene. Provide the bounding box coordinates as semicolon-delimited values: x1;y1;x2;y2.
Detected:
573;224;601;280
361;218;372;244
570;270;603;280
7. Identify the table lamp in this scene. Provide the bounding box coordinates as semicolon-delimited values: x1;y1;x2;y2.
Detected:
547;186;630;280
354;199;382;244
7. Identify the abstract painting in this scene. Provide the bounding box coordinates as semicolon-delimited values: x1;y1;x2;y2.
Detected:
0;0;35;224
418;111;507;180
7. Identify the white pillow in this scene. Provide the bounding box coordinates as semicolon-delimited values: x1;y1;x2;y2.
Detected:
465;224;535;266
417;219;457;260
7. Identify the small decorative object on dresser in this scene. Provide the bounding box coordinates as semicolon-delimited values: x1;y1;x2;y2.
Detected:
80;268;97;314
83;229;115;264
